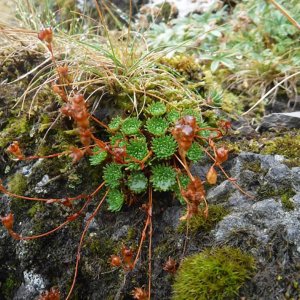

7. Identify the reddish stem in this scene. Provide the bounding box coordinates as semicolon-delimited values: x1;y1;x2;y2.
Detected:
202;147;254;198
65;189;109;300
90;115;109;129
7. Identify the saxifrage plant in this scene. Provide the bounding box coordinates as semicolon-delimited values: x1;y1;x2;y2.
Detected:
0;26;252;300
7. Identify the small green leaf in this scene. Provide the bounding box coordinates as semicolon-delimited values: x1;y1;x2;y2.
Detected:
126;138;148;161
103;163;123;188
89;147;108;165
128;172;148;193
121;117;142;135
151;165;176;192
147;102;167;116
152;135;177;160
187;142;204;162
211;60;220;72
174;173;191;205
110;133;125;147
146;117;169;136
108;116;122;132
107;189;124;212
167;109;180;123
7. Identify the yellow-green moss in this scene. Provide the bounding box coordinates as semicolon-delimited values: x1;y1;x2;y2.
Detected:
261;133;300;167
27;202;45;218
242;161;262;173
281;190;296;211
8;173;27;196
178;204;229;234
257;185;296;210
221;91;243;114
223;130;300;168
0;116;29;148
159;55;204;83
172;247;255;300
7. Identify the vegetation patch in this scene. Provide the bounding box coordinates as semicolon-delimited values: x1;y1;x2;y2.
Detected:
172;247;256;300
178;204;229;234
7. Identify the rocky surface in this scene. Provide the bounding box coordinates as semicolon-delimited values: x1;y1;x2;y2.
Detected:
258;111;300;132
1;139;300;299
1;17;300;299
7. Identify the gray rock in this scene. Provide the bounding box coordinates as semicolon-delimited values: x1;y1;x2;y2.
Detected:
204;152;300;299
258;111;300;131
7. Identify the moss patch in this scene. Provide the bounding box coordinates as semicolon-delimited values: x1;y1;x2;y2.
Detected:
257;185;296;210
172;247;255;300
0;116;30;148
2;274;21;300
8;173;27;196
243;161;262;173
261;133;300;167
225;130;300;168
281;190;296;211
178;204;229;234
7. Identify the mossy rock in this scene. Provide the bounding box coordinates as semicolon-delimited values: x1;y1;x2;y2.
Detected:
261;132;300;167
225;130;300;168
1;274;21;300
257;185;296;209
178;204;229;234
172;247;255;300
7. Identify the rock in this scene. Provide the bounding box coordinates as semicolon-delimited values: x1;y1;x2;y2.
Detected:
148;0;223;18
205;152;300;299
13;271;46;300
258;111;300;131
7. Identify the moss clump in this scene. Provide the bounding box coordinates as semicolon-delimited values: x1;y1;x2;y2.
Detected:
257;185;296;205
281;190;296;211
262;133;300;167
223;130;300;168
0;116;30;148
172;247;255;300
6;172;30;222
8;173;27;196
2;274;21;299
159;55;204;83
178;204;229;234
242;161;262;173
27;202;45;218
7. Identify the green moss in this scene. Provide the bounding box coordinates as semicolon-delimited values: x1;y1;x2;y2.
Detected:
281;190;296;211
8;173;27;196
84;235;116;269
221;91;243;114
172;247;255;300
154;239;175;258
178;204;229;234
0;116;30;148
257;185;296;209
159;55;204;83
262;133;300;167
27;202;45;218
242;161;262;173
125;227;137;243
223;130;300;168
2;274;21;299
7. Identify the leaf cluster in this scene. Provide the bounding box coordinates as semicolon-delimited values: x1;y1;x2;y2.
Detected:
89;103;208;212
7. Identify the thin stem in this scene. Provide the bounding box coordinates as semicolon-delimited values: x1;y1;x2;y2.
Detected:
0;181;105;204
148;187;153;300
174;154;194;182
17;220;70;240
90;114;109;129
66;189;109;300
268;0;300;30
202;148;254;198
